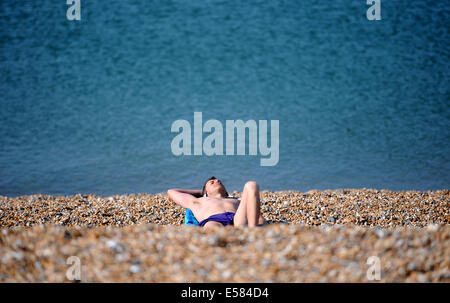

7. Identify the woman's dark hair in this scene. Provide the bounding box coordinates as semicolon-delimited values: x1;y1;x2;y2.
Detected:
202;176;229;197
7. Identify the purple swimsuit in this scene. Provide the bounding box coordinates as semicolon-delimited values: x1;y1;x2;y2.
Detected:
198;212;235;227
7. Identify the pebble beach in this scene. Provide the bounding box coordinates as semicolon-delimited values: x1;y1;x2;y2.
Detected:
0;189;449;282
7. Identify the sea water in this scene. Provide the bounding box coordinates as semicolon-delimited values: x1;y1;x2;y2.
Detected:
0;0;448;196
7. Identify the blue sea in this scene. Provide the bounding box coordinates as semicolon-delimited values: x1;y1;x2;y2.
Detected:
0;0;449;196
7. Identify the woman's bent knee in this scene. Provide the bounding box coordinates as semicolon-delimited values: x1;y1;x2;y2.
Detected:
244;181;259;192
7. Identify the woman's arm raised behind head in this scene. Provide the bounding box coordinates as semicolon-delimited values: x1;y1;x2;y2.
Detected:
167;189;202;209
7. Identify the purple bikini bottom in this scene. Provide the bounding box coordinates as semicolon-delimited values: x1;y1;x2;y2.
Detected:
198;212;235;227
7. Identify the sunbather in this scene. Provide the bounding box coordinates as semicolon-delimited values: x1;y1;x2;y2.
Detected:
167;177;266;229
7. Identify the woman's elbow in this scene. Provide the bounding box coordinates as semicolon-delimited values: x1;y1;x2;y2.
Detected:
167;189;175;199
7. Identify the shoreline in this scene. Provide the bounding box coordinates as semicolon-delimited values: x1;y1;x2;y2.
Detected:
1;189;448;227
2;187;449;198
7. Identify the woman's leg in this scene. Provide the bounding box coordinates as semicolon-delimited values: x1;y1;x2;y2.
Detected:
203;221;223;230
234;181;261;227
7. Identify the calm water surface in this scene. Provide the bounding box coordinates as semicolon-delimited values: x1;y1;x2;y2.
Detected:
0;1;449;196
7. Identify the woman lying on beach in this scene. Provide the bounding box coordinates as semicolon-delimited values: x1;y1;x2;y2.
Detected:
167;177;266;229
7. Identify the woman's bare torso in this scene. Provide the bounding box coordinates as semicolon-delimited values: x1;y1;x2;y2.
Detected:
192;196;240;222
